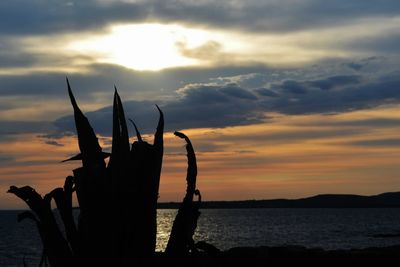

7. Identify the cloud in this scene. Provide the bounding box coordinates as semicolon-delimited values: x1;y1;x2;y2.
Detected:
308;75;361;90
332;118;400;128
213;83;258;100
176;40;224;61
254;88;279;97
346;32;400;54
205;127;364;145
348;139;400;147
54;82;265;136
48;70;400;138
169;83;263;128
2;57;400;139
273;80;308;94
44;140;65;147
0;63;272;98
1;0;400;37
0;121;54;135
0;154;15;166
0;0;147;35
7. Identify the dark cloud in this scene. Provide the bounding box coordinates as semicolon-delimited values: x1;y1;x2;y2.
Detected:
308;75;361;90
0;63;271;100
345;62;364;71
44;140;64;147
264;77;400;115
234;73;268;88
293;118;400;128
53;82;265;136
337;118;400;128
254;88;279;97
269;75;361;96
0;121;54;135
3;56;400;139
0;51;38;68
168;83;263;129
219;84;258;100
0;154;15;166
49;71;400;138
346;33;400;54
54;99;160;136
348;139;400;147
38;131;75;140
0;0;147;35
274;80;308;94
1;0;400;36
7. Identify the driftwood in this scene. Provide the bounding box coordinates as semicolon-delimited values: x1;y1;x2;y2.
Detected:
8;78;204;266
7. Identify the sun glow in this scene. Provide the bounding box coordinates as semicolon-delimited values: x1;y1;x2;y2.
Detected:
65;20;393;72
67;24;213;71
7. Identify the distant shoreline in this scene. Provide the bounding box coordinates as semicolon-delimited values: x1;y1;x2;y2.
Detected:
2;191;400;210
158;191;400;209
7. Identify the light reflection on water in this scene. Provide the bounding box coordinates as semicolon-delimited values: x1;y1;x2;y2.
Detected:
2;208;400;266
156;209;176;251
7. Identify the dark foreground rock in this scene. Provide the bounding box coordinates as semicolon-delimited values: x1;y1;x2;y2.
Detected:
152;245;400;267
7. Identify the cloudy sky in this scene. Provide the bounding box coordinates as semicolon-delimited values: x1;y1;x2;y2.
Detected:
1;0;400;208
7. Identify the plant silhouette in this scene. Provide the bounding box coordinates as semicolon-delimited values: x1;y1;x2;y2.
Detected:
8;79;205;267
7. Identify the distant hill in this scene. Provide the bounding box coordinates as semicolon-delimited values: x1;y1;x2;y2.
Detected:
157;192;400;209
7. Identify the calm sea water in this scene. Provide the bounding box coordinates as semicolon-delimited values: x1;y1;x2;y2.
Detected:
1;208;400;266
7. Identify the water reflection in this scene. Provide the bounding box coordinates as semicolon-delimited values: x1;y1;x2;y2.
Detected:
2;208;400;266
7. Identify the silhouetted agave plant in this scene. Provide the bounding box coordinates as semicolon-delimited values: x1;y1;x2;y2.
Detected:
8;79;202;267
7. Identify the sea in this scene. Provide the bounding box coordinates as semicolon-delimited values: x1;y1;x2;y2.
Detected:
1;208;400;266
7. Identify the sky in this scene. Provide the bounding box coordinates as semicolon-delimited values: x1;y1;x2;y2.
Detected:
1;0;400;209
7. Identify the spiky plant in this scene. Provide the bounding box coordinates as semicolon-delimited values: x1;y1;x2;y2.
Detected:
8;79;202;267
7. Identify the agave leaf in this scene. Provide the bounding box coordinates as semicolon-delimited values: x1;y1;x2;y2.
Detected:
153;105;164;149
61;152;110;163
174;131;197;200
115;87;129;151
8;186;44;215
109;88;130;169
66;78;105;169
47;179;79;254
129;119;143;142
166;132;201;255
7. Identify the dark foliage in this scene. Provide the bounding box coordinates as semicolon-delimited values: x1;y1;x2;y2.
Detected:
8;79;206;267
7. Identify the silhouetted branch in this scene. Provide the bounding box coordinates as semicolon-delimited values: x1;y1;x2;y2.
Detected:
166;131;201;255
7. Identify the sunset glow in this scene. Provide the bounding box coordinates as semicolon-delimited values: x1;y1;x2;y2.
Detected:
1;1;400;209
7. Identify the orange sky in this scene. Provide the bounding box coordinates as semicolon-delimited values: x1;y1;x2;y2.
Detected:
3;105;400;209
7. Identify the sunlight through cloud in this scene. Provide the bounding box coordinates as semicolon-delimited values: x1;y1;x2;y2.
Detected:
67;24;210;71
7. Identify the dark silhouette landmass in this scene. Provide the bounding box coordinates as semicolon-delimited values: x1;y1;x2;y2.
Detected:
158;192;400;209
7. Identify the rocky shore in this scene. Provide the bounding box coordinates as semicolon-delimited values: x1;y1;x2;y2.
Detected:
152;244;400;267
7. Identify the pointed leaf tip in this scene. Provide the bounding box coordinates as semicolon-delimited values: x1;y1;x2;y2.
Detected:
129;118;143;142
153;104;164;147
155;104;164;125
66;78;79;110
